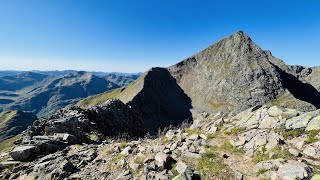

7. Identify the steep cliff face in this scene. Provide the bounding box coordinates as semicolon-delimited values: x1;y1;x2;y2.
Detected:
168;31;318;114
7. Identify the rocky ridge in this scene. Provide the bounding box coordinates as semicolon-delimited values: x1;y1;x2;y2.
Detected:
2;104;320;179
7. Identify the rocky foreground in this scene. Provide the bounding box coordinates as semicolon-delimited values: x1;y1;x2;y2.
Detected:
1;103;320;179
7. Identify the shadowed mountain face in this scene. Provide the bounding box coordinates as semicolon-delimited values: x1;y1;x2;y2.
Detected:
79;68;192;134
168;31;320;114
127;68;192;133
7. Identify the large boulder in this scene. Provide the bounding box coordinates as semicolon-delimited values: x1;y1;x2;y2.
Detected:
277;160;313;180
9;145;37;161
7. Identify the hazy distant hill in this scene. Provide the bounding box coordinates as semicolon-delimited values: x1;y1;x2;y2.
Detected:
3;71;118;117
0;71;140;118
0;72;48;91
104;73;140;87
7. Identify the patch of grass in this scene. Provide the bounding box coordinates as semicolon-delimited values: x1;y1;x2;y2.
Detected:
306;130;320;143
185;128;201;135
270;146;293;159
112;154;125;164
0;135;21;152
101;146;114;155
196;150;234;179
209;102;224;109
224;127;246;136
276;128;305;140
86;133;99;142
0;111;17;129
207;133;216;139
219;142;245;154
256;168;269;176
252;151;270;164
118;142;128;149
169;164;180;178
77;88;123;108
160;136;170;144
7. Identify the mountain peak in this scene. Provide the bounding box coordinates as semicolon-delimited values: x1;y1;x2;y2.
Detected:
233;30;250;38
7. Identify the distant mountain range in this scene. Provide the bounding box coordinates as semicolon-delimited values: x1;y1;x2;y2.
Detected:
0;70;142;78
0;71;140;118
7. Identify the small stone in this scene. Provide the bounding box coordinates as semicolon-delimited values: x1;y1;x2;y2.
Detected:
289;148;300;157
234;171;243;180
166;130;176;140
199;134;207;140
182;152;201;159
188;134;199;141
121;146;132;156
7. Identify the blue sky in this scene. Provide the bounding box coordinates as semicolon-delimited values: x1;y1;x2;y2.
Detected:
0;0;319;72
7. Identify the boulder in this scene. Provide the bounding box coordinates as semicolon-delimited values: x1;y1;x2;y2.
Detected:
155;152;174;169
175;161;194;179
303;141;320;158
9;145;36;161
286;110;320;130
277;160;313;180
306;115;320;131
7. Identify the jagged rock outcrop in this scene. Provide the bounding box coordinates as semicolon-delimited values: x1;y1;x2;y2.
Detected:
168;31;320;114
6;99;145;162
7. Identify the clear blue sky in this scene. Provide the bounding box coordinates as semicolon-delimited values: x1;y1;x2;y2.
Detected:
0;0;319;72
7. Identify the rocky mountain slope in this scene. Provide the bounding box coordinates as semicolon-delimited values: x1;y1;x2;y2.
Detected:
168;31;320;114
2;104;320;179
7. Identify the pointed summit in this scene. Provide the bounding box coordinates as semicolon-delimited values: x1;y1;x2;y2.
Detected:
168;32;318;114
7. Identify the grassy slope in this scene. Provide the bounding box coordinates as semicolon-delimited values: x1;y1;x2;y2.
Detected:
0;111;18;129
77;73;145;108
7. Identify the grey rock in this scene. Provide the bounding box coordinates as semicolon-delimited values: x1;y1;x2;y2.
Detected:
155;152;174;169
182;152;201;159
303;141;320;158
277;160;313;180
288;148;300;157
9;145;36;161
121;146;132;156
